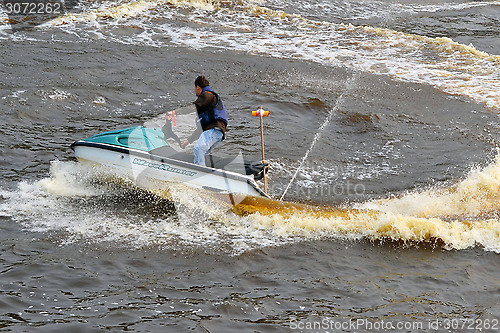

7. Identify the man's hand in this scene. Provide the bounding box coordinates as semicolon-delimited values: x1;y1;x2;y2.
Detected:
180;139;190;149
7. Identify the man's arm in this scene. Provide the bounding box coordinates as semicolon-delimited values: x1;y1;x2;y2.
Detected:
187;120;203;143
180;120;203;148
171;104;196;115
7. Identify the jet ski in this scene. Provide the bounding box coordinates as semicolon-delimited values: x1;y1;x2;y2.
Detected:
70;126;270;199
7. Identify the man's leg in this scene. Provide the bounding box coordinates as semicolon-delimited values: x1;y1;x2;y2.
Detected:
206;128;223;155
193;128;223;166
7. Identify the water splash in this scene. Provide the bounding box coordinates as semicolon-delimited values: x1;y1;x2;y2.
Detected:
0;160;293;254
280;73;358;200
360;153;500;218
3;0;500;253
3;155;500;253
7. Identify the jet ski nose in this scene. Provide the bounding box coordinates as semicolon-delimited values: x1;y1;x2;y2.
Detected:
70;141;79;151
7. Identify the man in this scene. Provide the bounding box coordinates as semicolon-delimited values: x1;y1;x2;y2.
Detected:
180;76;228;166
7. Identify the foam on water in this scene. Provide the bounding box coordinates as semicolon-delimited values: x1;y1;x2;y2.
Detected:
2;0;500;253
234;151;500;252
360;152;500;218
13;0;496;112
235;151;500;253
241;204;500;252
0;160;294;254
267;0;499;21
2;155;500;253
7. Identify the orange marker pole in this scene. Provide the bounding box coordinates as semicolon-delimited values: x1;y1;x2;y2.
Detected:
252;106;270;194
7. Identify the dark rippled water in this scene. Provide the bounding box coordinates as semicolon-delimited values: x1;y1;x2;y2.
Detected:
1;0;500;331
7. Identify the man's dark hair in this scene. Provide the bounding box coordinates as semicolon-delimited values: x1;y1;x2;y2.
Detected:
195;76;210;88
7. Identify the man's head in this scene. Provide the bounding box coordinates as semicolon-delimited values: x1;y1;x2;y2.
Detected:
194;76;209;96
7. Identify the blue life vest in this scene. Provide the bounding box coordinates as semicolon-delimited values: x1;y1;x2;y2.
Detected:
197;86;228;129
